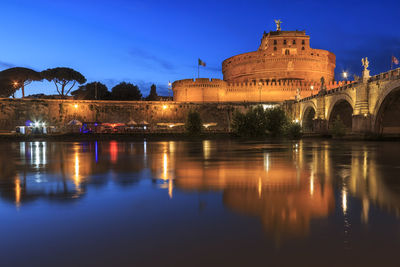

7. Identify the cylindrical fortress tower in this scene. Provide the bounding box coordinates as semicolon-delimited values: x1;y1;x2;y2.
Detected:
172;23;337;103
222;30;335;83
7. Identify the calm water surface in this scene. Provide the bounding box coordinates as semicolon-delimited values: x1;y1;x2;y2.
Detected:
0;140;400;266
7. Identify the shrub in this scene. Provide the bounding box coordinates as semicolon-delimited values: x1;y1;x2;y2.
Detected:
284;122;302;139
231;106;268;137
185;110;202;135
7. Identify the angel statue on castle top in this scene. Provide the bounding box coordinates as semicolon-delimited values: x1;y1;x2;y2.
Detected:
274;19;282;31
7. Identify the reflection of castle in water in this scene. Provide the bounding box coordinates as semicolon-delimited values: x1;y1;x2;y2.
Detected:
1;140;400;240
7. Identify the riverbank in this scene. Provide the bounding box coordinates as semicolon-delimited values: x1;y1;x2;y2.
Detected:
0;132;399;142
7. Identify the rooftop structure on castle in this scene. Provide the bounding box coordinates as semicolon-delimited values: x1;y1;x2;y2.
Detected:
173;21;339;103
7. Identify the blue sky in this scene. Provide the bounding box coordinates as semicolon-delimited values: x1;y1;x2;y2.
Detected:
1;0;399;97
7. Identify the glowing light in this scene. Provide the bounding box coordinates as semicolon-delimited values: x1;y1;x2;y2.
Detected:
264;153;270;172
15;176;21;208
13;81;18;87
74;152;80;189
34;122;39;128
203;140;211;160
342;71;348;79
310;172;314;196
168;179;173;199
162;152;168;180
74;104;78;109
310;85;314;90
110;141;118;163
163;105;168;110
342;187;348;214
258;177;262;198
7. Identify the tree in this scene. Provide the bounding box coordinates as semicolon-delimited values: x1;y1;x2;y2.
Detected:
231;106;268;137
0;78;18;98
71;82;111;100
0;67;41;97
185;110;203;135
41;67;86;96
111;82;142;100
265;106;288;136
145;84;159;101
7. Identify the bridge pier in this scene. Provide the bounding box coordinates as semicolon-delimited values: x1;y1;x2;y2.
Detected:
313;119;328;134
352;114;372;134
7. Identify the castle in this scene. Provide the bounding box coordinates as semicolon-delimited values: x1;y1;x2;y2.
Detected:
173;21;349;103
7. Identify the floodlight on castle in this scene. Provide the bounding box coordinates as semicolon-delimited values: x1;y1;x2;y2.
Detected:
172;21;345;103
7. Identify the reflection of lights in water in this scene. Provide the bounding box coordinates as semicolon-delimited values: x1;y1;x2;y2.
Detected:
95;141;98;163
110;141;118;163
35;141;40;167
144;141;147;155
361;198;370;224
264;153;270;172
258;177;262;198
74;152;80;189
42;142;46;165
363;150;368;179
15;176;21;208
310;171;314;196
162;152;168;180
20;142;25;158
169;141;176;153
168;179;173;199
342;187;347;214
203;140;211;160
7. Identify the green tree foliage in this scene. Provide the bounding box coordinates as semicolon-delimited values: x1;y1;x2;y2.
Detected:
111;82;142;100
41;67;86;96
0;67;41;97
231;106;268;137
265;106;288;136
71;82;111;100
284;122;302;139
231;106;300;138
145;84;159;101
331;115;346;138
185;110;203;135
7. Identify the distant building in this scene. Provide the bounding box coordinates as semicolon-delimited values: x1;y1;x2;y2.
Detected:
173;23;340;102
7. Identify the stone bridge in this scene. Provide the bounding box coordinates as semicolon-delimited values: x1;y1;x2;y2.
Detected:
292;67;400;135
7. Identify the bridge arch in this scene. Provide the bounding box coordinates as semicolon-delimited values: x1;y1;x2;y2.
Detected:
373;84;400;134
301;103;317;132
327;97;354;130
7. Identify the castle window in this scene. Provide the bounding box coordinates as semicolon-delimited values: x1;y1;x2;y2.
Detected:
292;40;296;44
274;46;277;51
285;49;290;55
302;40;305;45
302;47;305;50
283;40;287;45
273;40;277;45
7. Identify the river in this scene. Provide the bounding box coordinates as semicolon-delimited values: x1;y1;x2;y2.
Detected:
0;140;399;266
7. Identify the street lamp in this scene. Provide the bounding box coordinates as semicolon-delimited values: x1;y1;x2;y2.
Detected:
342;71;348;81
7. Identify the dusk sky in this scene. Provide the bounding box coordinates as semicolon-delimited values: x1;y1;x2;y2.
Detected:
1;0;399;97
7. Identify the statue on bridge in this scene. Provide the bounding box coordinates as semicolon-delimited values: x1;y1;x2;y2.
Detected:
362;57;369;70
274;19;282;31
318;76;327;95
361;57;370;82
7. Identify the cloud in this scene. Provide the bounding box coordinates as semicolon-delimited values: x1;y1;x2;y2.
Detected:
0;60;16;69
129;48;176;71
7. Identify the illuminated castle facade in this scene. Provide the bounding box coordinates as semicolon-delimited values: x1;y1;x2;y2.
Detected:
173;23;342;103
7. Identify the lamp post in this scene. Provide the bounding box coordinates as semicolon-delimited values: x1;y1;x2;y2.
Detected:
342;71;348;81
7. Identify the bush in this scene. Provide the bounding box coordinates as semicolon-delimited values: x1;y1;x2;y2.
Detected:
284;122;302;139
231;106;268;137
331;116;346;138
185;110;202;135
